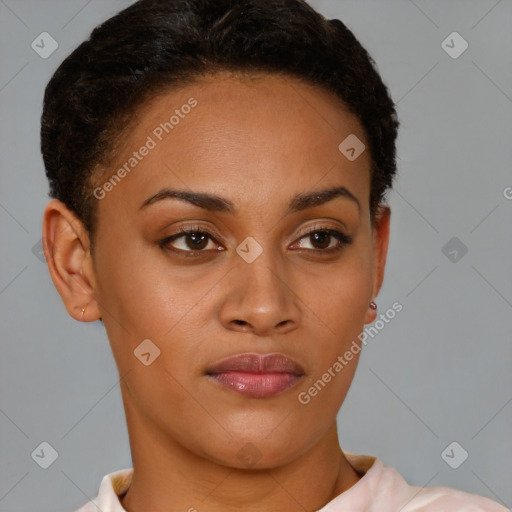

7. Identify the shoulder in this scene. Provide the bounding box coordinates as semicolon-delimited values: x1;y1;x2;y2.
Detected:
73;468;133;512
381;467;509;512
342;453;508;512
403;483;509;512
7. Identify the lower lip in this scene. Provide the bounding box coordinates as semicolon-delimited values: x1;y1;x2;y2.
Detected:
208;372;302;398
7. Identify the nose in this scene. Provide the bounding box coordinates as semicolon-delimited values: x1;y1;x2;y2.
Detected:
218;250;301;337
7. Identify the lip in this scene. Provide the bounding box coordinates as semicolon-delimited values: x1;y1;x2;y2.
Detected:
205;353;305;398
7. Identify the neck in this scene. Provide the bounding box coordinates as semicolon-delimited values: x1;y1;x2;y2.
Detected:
120;396;361;512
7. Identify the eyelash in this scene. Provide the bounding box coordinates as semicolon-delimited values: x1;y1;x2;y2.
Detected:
159;224;353;257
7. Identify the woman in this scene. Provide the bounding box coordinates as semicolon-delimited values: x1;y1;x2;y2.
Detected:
40;0;507;510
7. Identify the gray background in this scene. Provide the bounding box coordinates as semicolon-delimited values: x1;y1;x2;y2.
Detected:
0;0;511;510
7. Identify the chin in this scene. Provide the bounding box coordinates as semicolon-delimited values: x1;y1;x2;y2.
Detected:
208;442;303;470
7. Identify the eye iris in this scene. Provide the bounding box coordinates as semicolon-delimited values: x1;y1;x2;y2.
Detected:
311;231;331;249
186;232;208;250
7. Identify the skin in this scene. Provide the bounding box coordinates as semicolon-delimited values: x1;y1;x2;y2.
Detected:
43;72;390;511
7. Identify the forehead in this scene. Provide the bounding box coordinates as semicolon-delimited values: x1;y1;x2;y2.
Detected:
95;72;371;218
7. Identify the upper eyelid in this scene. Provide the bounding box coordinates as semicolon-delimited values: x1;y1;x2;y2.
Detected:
164;223;349;250
171;223;346;239
296;222;346;237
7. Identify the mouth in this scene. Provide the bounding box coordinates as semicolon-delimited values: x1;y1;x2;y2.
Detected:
205;352;305;399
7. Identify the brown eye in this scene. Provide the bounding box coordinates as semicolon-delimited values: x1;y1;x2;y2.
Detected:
292;229;352;252
160;228;222;254
182;232;209;250
310;231;331;250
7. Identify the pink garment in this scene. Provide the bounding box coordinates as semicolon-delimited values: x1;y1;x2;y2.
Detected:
75;453;509;512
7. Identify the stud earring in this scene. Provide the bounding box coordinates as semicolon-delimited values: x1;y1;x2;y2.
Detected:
81;307;86;320
369;301;377;311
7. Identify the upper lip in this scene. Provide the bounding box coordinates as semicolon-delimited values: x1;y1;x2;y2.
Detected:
205;353;305;376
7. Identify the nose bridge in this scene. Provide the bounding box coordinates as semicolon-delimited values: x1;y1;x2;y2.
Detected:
237;241;288;308
219;239;301;334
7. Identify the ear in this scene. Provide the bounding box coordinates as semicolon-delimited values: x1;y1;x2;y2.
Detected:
364;206;391;324
42;199;101;322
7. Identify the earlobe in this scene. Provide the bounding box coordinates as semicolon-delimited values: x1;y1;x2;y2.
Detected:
42;199;101;322
364;300;378;325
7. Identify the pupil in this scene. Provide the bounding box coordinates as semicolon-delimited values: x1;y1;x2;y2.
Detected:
312;232;330;249
188;233;208;250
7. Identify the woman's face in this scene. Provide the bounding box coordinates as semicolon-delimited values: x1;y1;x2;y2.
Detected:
86;73;388;467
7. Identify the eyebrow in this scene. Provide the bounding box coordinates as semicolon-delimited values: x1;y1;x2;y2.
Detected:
139;185;360;214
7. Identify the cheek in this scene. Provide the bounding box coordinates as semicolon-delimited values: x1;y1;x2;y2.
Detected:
293;266;370;429
307;242;374;338
92;238;220;383
296;240;373;404
93;235;185;330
